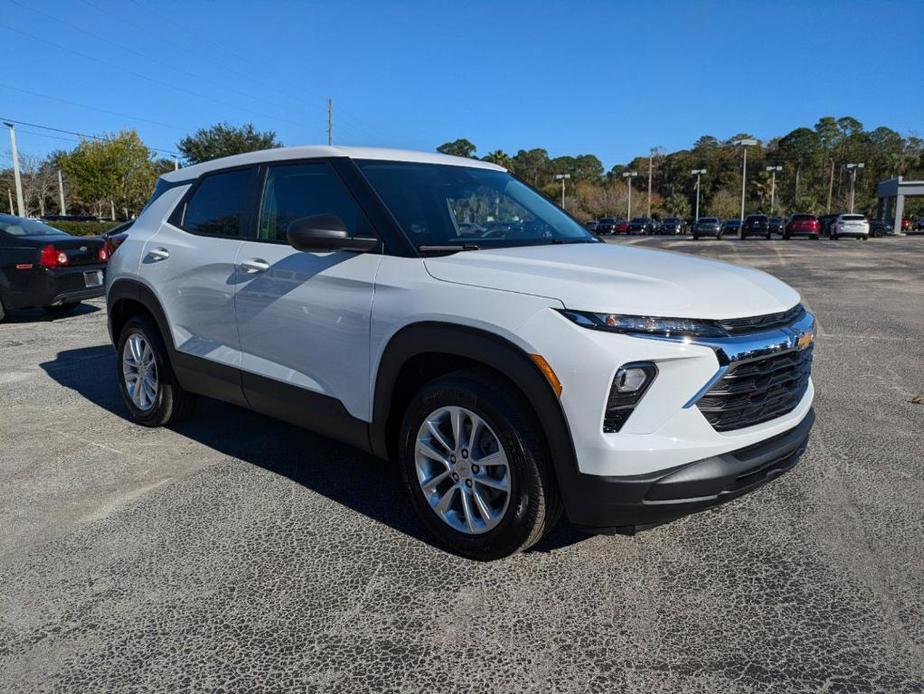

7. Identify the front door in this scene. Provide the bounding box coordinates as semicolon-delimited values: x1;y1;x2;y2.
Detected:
234;161;382;425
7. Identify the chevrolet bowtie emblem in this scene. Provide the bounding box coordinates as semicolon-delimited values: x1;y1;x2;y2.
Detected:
796;331;814;350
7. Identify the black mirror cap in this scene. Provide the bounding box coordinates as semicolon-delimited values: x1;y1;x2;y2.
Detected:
286;214;380;253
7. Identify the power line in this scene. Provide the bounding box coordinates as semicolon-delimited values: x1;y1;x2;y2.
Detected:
0;81;180;130
0;117;178;155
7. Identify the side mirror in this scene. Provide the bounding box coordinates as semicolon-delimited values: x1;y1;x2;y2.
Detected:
286;214;379;252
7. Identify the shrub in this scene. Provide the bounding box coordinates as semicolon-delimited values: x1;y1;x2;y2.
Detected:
44;220;123;236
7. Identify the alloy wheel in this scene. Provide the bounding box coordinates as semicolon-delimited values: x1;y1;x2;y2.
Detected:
414;406;511;534
122;333;158;411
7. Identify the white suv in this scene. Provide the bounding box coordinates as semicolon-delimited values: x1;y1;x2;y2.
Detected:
831;214;870;240
107;146;816;559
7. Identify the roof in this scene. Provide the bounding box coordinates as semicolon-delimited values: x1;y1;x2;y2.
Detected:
161;145;505;183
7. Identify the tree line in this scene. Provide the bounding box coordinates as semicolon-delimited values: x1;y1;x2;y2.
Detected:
438;116;924;221
3;116;922;222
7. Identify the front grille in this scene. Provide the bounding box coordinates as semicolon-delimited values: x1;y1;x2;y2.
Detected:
716;304;806;335
697;345;813;432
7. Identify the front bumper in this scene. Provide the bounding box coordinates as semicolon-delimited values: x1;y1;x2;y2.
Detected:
567;408;814;532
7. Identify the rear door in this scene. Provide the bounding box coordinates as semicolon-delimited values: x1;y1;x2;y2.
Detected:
140;166;258;405
234;160;383;423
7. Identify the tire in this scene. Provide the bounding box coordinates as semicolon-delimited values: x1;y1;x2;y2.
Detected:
398;368;562;560
766;232;772;240
116;314;195;427
783;234;790;240
692;234;699;240
832;234;838;240
43;300;81;313
0;297;5;323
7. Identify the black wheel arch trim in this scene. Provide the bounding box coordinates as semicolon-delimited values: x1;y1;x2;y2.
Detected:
370;321;586;518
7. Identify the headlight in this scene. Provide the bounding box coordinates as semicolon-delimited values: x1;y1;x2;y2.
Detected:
559;310;727;338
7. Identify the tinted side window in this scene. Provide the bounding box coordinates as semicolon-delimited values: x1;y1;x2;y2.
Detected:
257;162;370;242
181;168;252;237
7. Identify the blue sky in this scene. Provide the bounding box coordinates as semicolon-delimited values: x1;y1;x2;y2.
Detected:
2;0;922;169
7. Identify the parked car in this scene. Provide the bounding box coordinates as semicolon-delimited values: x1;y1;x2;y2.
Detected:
741;214;771;239
614;219;630;234
691;217;722;240
783;214;820;240
106;145;816;560
869;219;892;238
584;220;598;233
831;214;869;240
627;217;653;234
657;217;683;235
102;220;134;256
901;218;912;232
818;214;839;238
720;219;741;238
0;213;108;322
916;218;924;232
595;218;617;235
40;214;103;223
768;218;784;235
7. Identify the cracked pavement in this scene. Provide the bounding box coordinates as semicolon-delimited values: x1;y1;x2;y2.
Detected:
1;235;923;692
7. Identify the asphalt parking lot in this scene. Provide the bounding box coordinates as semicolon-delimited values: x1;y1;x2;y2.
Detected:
2;236;923;692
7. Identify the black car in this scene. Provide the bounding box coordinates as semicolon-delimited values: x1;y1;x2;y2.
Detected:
595;217;617;235
768;217;784;235
584;220;598;233
658;217;683;235
741;214;771;239
869;219;892;238
692;217;722;239
0;214;107;322
720;219;741;237
627;217;652;234
818;214;839;238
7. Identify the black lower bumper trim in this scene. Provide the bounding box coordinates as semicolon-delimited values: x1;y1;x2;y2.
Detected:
565;409;815;533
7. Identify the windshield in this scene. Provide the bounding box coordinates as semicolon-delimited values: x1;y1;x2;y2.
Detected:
0;214;69;237
699;218;718;223
357;161;595;249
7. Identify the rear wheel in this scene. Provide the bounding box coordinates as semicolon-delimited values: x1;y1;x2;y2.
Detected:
116;314;195;427
399;369;561;560
0;297;5;323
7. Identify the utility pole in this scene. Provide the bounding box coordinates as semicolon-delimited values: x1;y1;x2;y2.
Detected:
327;98;333;146
3;122;26;217
846;162;864;213
734;139;757;222
647;147;657;218
173;155;179;171
691;169;706;222
766;165;782;215
57;169;67;215
622;171;639;220
7;189;13;214
553;173;571;209
826;159;835;213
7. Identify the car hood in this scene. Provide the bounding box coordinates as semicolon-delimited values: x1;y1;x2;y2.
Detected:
423;243;800;318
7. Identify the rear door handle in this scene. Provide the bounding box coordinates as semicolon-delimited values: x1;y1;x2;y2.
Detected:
147;247;170;261
241;258;270;274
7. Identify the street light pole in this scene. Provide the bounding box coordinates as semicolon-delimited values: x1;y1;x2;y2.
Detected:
647;147;659;218
553;173;571;209
846;163;864;213
622;171;638;220
691;169;706;222
57;169;67;215
734;139;757;222
3;122;26;217
766;165;782;215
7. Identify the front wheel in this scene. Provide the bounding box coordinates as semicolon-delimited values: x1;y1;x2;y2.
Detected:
399;369;561;560
116;314;195;427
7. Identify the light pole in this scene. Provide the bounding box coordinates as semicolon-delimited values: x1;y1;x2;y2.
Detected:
647;147;660;218
554;173;571;209
765;165;782;215
846;163;864;213
691;169;706;222
734;138;757;222
3;122;26;217
622;171;638;220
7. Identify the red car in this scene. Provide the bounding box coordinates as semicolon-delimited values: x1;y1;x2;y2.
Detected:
783;214;821;240
614;220;630;234
901;218;912;232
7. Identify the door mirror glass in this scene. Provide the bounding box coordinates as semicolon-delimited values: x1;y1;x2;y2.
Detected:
287;215;378;252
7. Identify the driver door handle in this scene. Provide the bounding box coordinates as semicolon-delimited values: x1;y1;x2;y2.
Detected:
241;258;270;274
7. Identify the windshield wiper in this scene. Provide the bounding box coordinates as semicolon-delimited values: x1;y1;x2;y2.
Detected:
417;244;481;254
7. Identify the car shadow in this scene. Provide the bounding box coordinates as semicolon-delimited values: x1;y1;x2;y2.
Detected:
39;345;589;558
3;302;101;323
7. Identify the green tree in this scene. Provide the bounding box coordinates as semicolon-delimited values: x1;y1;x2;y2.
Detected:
482;149;512;169
59;130;157;218
178;122;281;165
664;192;691;217
436;138;477;158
